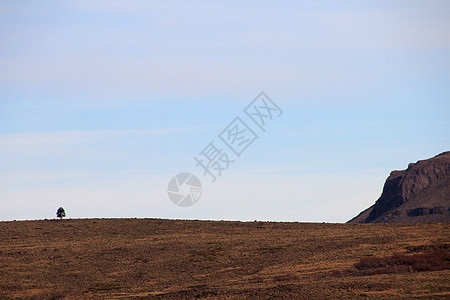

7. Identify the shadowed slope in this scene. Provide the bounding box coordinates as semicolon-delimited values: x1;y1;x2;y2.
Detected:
349;151;450;223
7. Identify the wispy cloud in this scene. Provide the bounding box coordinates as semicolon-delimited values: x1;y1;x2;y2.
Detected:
0;128;184;154
1;1;448;222
2;1;448;101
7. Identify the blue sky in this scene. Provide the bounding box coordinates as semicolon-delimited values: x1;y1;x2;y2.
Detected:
0;1;449;222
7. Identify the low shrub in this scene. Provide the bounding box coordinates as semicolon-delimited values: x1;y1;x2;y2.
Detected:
354;246;450;275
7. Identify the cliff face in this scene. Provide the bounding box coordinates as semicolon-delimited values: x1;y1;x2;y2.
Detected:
349;151;450;223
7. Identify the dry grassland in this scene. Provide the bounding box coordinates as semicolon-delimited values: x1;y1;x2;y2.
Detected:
0;219;448;299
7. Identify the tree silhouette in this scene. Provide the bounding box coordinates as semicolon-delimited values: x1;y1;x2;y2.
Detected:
56;207;66;219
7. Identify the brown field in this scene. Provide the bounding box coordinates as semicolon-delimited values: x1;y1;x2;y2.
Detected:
0;219;449;299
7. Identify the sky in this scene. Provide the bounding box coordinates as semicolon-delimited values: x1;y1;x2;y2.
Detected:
0;1;449;222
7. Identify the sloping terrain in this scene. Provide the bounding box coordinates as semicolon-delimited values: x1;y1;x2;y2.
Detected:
0;219;449;299
349;151;450;223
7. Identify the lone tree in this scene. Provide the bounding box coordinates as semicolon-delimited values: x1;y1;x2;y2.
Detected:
56;207;66;219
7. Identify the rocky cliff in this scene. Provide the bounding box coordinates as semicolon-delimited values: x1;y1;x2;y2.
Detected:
348;151;450;223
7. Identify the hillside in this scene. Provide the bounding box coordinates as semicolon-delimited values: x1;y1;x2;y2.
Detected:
0;219;449;299
349;151;450;223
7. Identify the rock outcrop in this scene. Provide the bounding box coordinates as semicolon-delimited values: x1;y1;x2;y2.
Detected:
348;151;450;223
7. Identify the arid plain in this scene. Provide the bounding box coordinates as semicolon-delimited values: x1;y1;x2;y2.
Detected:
0;219;448;299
